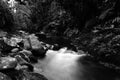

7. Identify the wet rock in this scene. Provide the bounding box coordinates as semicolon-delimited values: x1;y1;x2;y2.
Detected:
11;50;32;63
0;57;17;70
21;63;33;72
23;34;47;57
0;39;13;56
0;72;12;80
31;47;47;57
15;55;28;65
23;38;31;50
3;37;22;47
19;49;32;57
28;34;43;49
16;63;34;72
15;55;34;71
18;53;30;62
11;48;19;53
52;44;61;50
29;55;38;63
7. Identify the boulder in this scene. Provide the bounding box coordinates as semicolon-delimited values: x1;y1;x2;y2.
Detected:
24;34;47;57
0;57;17;70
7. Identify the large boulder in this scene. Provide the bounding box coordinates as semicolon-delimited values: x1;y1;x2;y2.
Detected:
23;34;47;57
0;57;17;70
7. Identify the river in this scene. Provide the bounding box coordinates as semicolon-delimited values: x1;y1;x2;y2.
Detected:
34;48;120;80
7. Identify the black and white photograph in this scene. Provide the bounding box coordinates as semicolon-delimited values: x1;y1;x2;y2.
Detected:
0;0;120;80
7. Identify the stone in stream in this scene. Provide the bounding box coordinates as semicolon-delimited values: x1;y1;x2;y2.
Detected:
31;46;47;57
15;55;34;71
23;34;47;57
19;49;32;56
0;57;17;70
29;55;38;63
11;48;19;53
18;49;32;62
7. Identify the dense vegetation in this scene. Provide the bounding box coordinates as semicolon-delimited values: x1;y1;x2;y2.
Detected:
1;0;120;79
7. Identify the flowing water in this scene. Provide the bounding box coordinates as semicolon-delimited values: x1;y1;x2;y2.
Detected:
34;48;120;80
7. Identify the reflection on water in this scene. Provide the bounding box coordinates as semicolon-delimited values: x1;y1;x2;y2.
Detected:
34;48;120;80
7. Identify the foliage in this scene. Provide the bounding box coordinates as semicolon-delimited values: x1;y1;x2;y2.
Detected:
1;0;120;71
0;0;14;32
